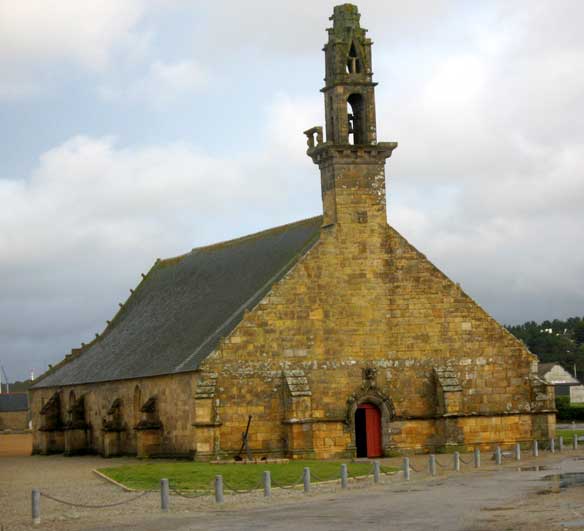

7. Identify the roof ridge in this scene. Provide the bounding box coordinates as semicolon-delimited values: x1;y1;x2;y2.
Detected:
157;215;322;266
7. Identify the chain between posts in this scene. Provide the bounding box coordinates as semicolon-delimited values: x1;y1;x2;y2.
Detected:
458;455;473;465
40;490;150;508
408;462;422;473
270;473;306;490
168;478;214;499
169;486;213;499
434;457;450;469
222;478;264;494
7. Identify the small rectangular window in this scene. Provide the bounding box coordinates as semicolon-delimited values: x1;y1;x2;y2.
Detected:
356;211;368;224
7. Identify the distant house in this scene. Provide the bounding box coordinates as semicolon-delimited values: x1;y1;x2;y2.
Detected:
538;363;584;404
0;393;29;430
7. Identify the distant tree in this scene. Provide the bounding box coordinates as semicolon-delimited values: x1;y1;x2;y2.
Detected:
506;315;584;381
574;321;584;346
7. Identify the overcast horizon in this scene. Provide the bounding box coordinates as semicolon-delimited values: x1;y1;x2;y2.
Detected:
1;1;583;381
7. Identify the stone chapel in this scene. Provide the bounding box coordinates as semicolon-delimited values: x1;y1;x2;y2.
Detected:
30;4;555;460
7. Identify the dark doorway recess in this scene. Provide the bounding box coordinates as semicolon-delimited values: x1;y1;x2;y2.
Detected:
355;403;382;458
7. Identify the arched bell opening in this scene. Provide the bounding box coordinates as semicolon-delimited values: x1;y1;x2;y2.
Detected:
347;93;366;145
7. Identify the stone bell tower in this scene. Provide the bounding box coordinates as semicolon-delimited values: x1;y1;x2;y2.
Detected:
305;4;397;229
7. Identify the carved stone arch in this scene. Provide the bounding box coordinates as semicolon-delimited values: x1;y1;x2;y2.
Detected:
346;386;395;457
133;385;142;425
68;390;76;409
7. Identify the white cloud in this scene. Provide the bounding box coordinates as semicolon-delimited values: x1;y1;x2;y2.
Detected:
98;60;208;106
0;0;147;69
0;0;153;99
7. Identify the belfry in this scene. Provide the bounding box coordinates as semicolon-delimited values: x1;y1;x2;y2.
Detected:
30;4;555;460
305;4;397;228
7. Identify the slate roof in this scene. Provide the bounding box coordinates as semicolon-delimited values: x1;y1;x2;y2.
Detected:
0;393;29;412
33;217;322;388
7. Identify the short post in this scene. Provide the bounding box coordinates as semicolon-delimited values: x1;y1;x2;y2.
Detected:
514;442;521;461
160;478;169;512
32;488;40;526
453;451;460;472
495;446;502;465
263;471;271;498
373;460;381;484
474;447;481;468
533;440;539;457
215;475;224;504
550;438;555;454
429;454;436;476
403;457;410;481
340;463;348;489
573;435;578;450
559;436;564;452
303;467;311;493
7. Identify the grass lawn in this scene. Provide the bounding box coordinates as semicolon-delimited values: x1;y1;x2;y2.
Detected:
557;429;584;444
99;460;396;491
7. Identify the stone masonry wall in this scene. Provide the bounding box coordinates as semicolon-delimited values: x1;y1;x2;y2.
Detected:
30;372;193;456
199;158;553;459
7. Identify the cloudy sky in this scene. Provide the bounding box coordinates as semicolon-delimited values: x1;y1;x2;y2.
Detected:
1;1;583;381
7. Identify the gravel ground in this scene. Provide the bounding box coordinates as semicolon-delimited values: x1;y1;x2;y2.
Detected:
2;450;584;530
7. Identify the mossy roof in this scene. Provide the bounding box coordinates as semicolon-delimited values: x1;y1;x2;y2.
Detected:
32;217;322;388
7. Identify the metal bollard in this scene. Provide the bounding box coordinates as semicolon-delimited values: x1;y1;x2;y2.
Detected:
573;435;578;450
340;464;348;489
303;467;311;493
263;471;271;498
550;438;555;454
453;451;460;472
403;457;410;481
559;436;564;452
160;478;169;512
373;460;380;484
533;440;539;457
32;488;40;526
495;446;502;465
215;475;224;504
429;454;436;476
474;447;481;468
514;443;521;461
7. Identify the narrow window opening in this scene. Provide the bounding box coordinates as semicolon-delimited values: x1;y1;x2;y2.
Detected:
346;42;361;74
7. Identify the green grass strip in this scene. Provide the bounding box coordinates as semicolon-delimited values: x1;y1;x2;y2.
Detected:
98;460;397;491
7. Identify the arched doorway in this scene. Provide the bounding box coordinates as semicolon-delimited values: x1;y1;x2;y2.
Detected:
355;403;382;458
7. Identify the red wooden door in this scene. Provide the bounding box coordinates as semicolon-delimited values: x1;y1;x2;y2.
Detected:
359;403;382;457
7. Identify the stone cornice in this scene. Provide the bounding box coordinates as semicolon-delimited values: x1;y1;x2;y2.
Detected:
306;141;398;166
